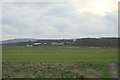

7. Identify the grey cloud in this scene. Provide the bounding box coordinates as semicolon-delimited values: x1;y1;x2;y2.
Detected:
2;2;118;40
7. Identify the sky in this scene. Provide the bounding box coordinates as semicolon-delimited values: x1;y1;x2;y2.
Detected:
2;0;118;40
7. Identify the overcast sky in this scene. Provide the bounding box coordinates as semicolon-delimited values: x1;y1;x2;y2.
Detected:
2;1;118;40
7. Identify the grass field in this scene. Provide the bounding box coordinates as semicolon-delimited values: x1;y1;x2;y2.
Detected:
2;46;118;78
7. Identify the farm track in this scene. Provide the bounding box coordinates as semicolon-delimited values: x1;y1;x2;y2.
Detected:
110;63;118;78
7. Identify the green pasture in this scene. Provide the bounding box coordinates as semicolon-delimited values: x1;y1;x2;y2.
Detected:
2;46;118;62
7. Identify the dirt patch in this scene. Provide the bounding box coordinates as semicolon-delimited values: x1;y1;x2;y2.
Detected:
89;47;101;48
67;47;79;49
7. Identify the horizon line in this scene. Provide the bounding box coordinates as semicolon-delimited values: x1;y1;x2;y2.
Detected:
1;36;119;41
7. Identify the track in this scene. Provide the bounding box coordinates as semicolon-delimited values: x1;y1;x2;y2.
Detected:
110;63;118;78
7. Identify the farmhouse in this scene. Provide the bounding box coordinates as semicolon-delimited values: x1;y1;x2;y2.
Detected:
33;43;42;46
33;42;48;46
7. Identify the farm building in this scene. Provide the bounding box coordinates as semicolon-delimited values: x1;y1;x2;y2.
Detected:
26;45;33;46
51;42;64;46
32;39;75;46
33;43;48;46
33;43;42;46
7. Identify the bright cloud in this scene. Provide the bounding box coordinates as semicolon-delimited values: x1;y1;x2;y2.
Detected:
71;1;117;16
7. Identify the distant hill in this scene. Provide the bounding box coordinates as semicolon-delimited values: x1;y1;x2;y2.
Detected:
2;38;37;44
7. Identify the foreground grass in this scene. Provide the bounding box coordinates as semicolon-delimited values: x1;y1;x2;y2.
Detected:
2;46;118;78
3;62;112;78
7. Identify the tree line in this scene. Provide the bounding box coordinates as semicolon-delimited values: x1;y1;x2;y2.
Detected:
75;37;119;47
